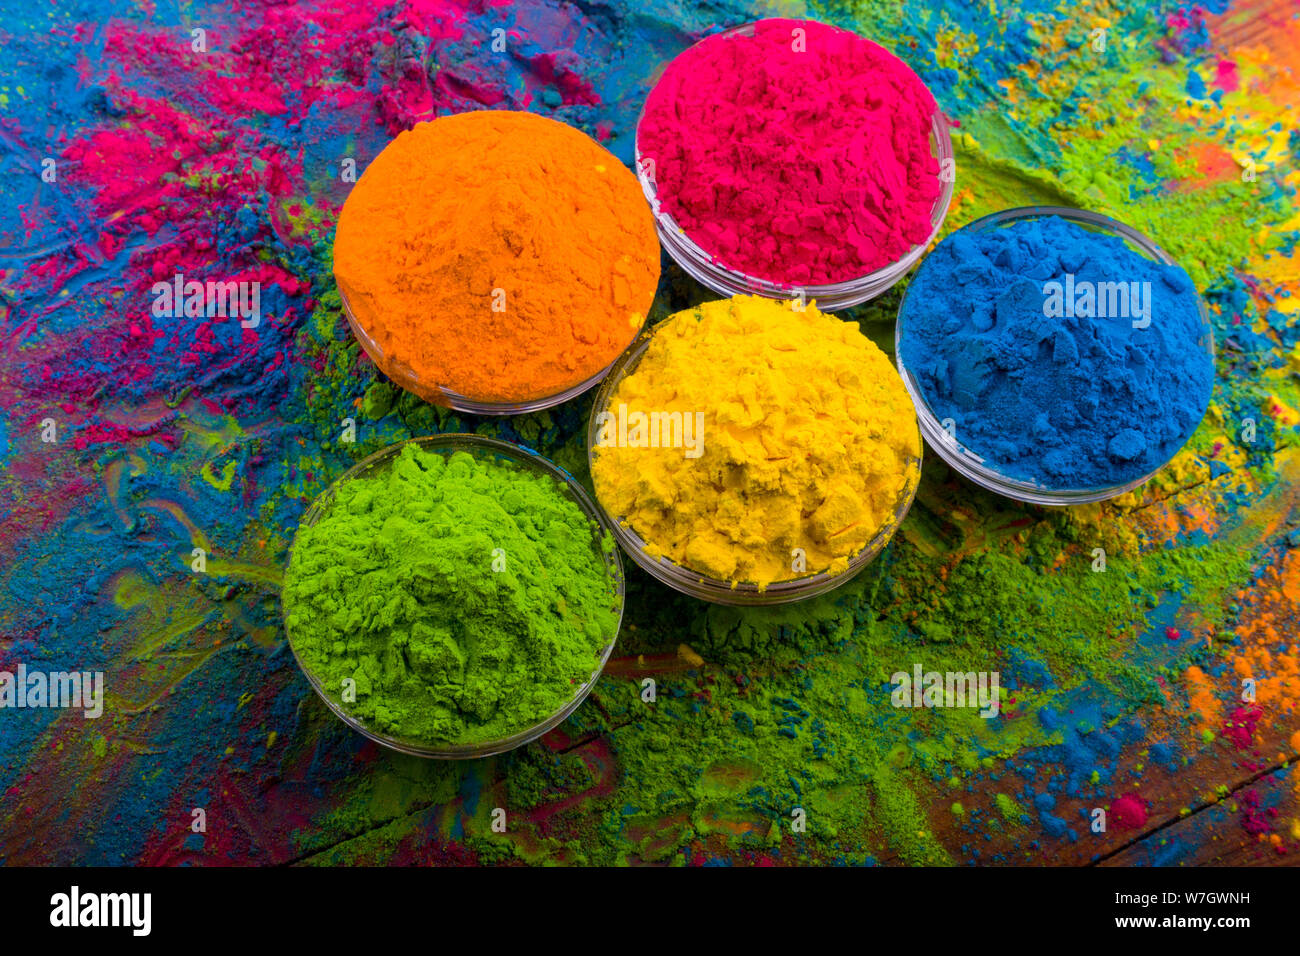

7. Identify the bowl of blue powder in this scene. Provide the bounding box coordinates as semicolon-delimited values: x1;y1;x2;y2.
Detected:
895;207;1214;505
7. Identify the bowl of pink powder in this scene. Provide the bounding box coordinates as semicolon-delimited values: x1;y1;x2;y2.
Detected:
635;18;953;310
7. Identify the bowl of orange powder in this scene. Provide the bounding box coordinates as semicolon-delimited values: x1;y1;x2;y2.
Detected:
333;110;661;414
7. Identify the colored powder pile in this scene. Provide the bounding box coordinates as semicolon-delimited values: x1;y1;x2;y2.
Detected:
1110;793;1149;830
334;110;659;405
282;443;621;746
637;18;941;286
591;296;920;588
898;215;1214;488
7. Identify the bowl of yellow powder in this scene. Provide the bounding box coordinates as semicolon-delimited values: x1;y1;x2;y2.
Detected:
588;296;922;605
282;434;625;758
333;110;660;414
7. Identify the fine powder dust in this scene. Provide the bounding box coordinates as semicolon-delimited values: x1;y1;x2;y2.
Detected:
638;18;942;286
334;110;660;404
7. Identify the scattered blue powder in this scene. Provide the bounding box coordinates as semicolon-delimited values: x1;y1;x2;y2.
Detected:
898;215;1214;488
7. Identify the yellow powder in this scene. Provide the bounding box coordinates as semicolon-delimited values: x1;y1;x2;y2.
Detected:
590;296;921;588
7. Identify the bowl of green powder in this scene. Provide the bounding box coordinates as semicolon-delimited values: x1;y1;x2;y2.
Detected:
282;435;624;758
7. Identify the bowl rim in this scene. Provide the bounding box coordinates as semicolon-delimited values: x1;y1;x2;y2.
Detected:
281;432;626;759
893;204;1217;506
585;314;922;606
633;17;955;310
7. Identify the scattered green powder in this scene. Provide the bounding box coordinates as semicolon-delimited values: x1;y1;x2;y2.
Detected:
283;443;621;746
282;506;1257;864
995;793;1026;824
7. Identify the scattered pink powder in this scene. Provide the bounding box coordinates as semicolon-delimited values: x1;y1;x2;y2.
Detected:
1238;789;1273;837
1223;704;1262;750
1110;793;1148;829
1214;59;1239;93
638;18;942;286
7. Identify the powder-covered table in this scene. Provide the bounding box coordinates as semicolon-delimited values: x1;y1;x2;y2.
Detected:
1;0;1297;866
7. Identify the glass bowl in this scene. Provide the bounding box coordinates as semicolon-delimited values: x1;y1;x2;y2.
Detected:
633;20;954;312
282;433;625;758
586;326;921;606
339;287;629;416
895;205;1216;506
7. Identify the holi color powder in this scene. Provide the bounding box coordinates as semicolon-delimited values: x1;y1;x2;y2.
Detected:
0;0;1297;868
637;18;942;285
282;441;620;749
591;295;919;591
899;214;1215;489
334;110;658;407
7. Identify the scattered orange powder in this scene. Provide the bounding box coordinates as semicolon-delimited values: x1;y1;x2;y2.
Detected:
1184;664;1222;734
1231;623;1300;713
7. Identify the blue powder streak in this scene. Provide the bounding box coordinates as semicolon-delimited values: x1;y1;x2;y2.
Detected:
898;215;1214;489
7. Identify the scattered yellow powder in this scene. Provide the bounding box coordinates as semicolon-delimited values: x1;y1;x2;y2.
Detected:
590;296;921;588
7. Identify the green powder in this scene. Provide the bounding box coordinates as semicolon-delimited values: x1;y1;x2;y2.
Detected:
283;443;621;746
994;793;1027;824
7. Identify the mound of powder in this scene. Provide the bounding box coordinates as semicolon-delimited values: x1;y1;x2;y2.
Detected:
591;296;920;588
898;215;1214;489
283;443;621;746
637;19;942;286
334;110;659;405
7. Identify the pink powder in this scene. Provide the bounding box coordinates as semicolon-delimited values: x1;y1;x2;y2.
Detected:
1110;793;1148;830
638;18;942;286
1214;59;1239;93
1238;789;1273;837
1223;704;1262;750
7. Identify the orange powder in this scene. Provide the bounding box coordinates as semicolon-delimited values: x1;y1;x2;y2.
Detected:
333;110;660;405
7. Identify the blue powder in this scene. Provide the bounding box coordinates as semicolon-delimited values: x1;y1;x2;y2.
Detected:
898;215;1214;488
